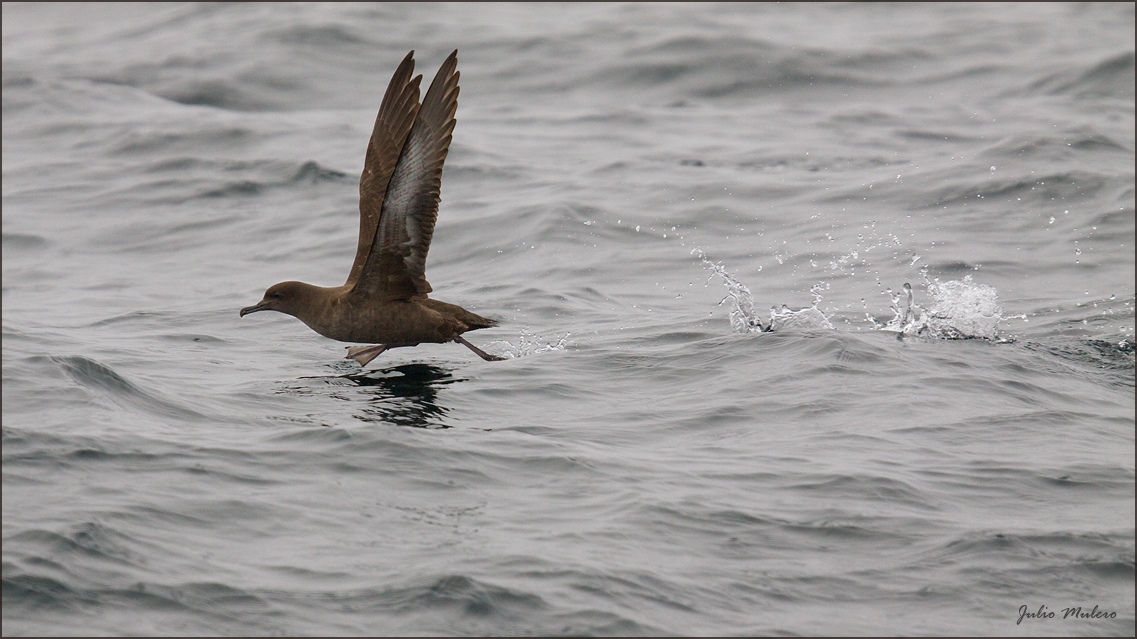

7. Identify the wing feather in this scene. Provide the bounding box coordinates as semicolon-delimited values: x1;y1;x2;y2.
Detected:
353;49;459;300
345;51;422;288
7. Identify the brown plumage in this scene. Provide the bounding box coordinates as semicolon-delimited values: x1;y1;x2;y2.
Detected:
240;50;503;366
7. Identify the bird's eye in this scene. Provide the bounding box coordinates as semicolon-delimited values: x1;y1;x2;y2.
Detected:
271;292;283;299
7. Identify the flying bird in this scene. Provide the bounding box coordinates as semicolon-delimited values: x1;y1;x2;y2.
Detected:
240;50;503;366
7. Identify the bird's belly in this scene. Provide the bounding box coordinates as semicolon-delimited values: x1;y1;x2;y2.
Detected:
315;299;460;345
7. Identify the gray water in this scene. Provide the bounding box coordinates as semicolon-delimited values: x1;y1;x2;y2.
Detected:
3;3;1134;636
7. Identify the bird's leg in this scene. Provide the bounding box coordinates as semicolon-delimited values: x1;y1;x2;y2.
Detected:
345;343;420;367
454;335;506;361
345;344;390;367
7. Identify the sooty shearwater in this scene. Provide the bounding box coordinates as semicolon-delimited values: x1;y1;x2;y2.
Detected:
240;50;504;366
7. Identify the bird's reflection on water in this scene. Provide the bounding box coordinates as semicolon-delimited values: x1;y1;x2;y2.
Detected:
342;363;461;428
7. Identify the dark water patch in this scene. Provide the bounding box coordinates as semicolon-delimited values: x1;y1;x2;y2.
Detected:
645;330;720;347
928;260;976;274
3;577;278;634
261;23;367;47
346;574;546;618
785;475;937;511
163;78;264;110
792;153;907;177
911;63;1006;87
347;363;462;388
192;160;350;199
181;463;282;487
108;213;247;255
160;568;656;635
109;126;253;156
635;502;914;555
934;530;1135;577
92;67;283;111
264;564;355;581
352;395;453;429
277;364;463;428
499;568;677;633
116;504;213;529
87;311;167;327
4;434;203;476
1076;557;1135;580
2;572;91;611
985;131;1133;160
830;108;901;126
289;160;349;184
665;404;760;431
1030;51;1136;99
121;581;270;614
917;463;1134;507
697;68;886;98
606;34;905;98
62;447;178;467
1024;336;1136;378
2;426;95;454
157;333;227;344
953;409;1122;434
9;523;148;569
545;610;662;636
541;564;700;617
2;73;36;89
917;170;1112;209
2;232;49;250
265;414;341;429
989;376;1080;405
629;34;777;59
934;259;1019;279
1040;470;1129;491
198;180;263;198
896;129;983;144
51;355;206;421
264;422;377;444
1094;205;1135;229
144;156;211;173
94;2;230;41
2;471;49;486
1068;131;1133;153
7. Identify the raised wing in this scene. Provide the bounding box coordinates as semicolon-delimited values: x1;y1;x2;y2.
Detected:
351;49;459;300
345;51;422;288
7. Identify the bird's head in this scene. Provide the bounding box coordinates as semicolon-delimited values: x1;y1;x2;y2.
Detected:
239;281;321;319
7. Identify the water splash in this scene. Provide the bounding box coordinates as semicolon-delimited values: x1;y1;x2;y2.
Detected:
489;329;570;358
769;304;835;331
694;248;834;334
876;275;1003;339
693;248;765;333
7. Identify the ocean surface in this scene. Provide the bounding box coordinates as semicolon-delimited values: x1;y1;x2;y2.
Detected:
3;3;1134;636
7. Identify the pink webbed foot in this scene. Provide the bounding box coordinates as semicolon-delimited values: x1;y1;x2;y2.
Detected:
345;344;390;367
454;335;506;361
